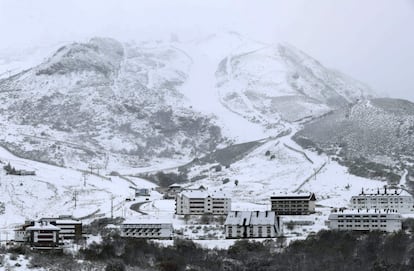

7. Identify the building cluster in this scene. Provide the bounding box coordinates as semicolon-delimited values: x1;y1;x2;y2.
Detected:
326;187;414;232
119;190;319;240
14;216;84;250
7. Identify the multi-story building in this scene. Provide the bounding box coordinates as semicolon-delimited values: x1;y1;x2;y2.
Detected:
120;217;173;239
14;221;33;242
15;216;84;244
326;209;402;232
175;190;230;215
270;193;316;215
40;216;83;241
350;188;414;214
26;222;61;249
225;211;282;239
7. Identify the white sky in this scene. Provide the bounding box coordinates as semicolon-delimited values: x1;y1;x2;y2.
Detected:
0;0;413;101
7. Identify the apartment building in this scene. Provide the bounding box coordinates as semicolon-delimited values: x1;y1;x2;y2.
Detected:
326;209;402;232
270;193;316;215
26;222;61;249
175;190;230;215
225;211;282;239
120;217;173;239
350;187;414;214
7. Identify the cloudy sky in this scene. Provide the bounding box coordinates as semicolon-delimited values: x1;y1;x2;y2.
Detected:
0;0;413;101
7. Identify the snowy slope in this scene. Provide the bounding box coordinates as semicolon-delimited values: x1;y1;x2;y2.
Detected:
0;145;155;234
0;38;224;169
216;43;375;126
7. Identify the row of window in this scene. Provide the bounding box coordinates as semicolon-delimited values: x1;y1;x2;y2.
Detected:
337;224;387;228
337;219;387;223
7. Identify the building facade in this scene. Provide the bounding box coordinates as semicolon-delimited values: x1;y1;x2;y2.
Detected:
120;218;173;239
175;191;230;215
225;211;282;239
350;188;414;214
40;217;83;241
270;193;316;215
327;210;402;232
26;222;61;249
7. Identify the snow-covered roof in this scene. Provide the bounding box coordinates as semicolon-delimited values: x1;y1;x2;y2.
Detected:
225;211;251;225
250;211;276;225
331;209;401;215
55;219;82;224
355;188;412;197
180;190;228;199
39;217;82;224
26;222;60;231
122;216;173;225
225;211;277;226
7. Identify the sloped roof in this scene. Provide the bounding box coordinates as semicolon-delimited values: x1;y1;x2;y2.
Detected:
26;222;60;231
225;211;251;225
225;211;277;226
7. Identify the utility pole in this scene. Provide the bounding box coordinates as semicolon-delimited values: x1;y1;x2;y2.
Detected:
88;164;94;174
111;196;114;219
82;172;87;187
73;190;78;209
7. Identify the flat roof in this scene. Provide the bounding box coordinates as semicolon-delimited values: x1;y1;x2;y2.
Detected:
180;190;228;199
122;216;173;225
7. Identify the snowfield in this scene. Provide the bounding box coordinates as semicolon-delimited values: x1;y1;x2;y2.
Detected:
0;121;391;248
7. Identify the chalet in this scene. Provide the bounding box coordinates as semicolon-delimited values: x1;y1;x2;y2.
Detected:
120;217;173;239
175;190;231;215
225;211;282;239
326;209;402;232
270;193;316;215
26;222;61;250
350;187;414;214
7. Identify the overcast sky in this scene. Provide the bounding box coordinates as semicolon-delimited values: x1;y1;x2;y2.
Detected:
0;0;413;101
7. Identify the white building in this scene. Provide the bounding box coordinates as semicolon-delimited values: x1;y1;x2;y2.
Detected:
326;209;402;232
120;217;173;239
40;217;83;241
175;190;230;215
26;222;61;249
225;211;282;239
350;188;414;214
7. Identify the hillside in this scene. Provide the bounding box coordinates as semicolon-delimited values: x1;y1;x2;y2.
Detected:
0;34;376;171
293;98;414;183
0;38;224;169
215;43;375;125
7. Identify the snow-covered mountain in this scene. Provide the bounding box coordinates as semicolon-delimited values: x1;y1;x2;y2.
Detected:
294;98;414;183
0;38;223;169
0;34;375;170
1;34;412;241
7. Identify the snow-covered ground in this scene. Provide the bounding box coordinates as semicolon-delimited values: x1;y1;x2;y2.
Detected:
0;146;156;240
0;119;394;250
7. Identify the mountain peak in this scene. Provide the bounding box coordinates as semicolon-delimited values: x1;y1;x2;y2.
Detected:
35;37;124;77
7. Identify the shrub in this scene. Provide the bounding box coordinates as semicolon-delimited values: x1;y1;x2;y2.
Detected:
105;260;126;271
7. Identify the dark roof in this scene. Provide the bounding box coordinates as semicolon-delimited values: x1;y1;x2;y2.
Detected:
271;193;316;201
